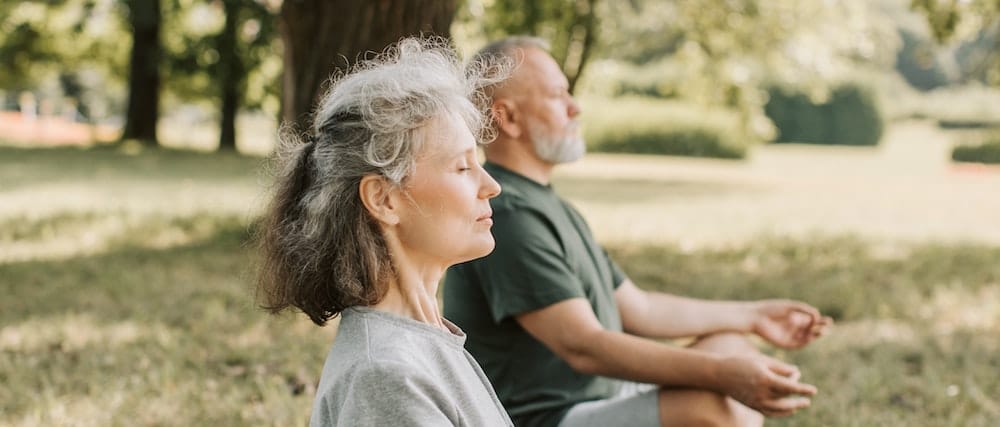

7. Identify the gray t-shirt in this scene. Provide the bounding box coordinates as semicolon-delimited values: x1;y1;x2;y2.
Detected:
310;307;513;427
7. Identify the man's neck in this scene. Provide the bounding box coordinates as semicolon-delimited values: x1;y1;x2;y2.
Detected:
484;138;555;185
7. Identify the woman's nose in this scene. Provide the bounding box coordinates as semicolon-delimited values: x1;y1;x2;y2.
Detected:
479;168;501;199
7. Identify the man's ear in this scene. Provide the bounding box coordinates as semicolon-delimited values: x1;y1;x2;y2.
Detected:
493;99;522;139
359;175;400;226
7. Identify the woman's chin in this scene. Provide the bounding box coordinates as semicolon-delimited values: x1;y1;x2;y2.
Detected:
453;239;496;265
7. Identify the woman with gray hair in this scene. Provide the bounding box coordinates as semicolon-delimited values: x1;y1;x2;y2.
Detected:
257;37;512;426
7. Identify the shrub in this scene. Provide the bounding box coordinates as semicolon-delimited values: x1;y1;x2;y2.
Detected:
765;82;885;146
581;97;751;159
952;135;1000;164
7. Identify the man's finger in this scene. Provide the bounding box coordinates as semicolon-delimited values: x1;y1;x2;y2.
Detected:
766;360;800;378
760;396;812;416
788;302;822;323
761;409;797;418
768;373;818;396
810;316;834;336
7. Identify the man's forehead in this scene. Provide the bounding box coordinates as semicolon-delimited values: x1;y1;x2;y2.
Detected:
508;48;567;91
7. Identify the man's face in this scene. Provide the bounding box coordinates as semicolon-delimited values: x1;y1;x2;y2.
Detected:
514;48;584;164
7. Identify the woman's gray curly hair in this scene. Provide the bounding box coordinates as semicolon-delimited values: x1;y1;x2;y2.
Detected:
257;37;509;326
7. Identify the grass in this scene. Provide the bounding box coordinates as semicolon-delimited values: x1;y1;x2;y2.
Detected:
2;144;999;425
610;239;1000;426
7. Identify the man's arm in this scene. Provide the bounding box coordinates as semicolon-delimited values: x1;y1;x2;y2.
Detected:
615;279;755;338
615;279;831;348
515;298;817;416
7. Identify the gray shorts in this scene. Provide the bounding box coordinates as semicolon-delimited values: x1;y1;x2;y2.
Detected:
557;382;660;427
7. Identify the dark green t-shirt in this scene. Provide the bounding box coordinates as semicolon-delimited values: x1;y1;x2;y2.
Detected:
444;162;628;427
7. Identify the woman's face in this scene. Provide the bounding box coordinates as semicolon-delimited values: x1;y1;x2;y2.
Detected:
394;111;501;267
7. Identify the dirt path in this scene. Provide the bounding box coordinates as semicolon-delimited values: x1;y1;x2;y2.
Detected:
555;120;1000;247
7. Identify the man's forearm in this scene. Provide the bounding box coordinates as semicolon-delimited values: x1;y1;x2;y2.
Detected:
566;328;728;390
619;284;757;339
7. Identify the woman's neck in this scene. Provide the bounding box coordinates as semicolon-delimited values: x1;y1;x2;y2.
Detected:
371;246;447;330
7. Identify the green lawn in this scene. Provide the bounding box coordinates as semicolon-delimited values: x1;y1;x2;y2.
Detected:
1;145;998;425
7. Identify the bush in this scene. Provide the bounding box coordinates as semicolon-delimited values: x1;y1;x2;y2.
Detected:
952;135;1000;164
581;97;751;159
765;82;885;146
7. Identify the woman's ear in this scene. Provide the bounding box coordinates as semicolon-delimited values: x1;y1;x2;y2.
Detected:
359;175;400;226
493;99;522;139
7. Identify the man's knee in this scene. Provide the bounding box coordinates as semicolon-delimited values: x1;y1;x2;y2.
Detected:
658;389;760;427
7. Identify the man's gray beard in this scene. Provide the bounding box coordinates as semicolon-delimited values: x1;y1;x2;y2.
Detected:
529;120;586;164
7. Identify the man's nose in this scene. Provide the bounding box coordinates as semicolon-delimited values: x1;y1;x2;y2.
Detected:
568;97;581;118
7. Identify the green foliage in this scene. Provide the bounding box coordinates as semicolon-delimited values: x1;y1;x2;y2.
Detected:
582;97;750;159
952;135;1000;164
0;0;130;118
765;82;885;146
895;28;955;91
162;0;279;111
912;0;1000;86
457;0;599;91
953;24;1000;85
579;0;900;141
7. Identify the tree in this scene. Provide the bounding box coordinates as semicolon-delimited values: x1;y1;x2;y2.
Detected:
912;0;1000;85
162;0;279;152
0;0;129;120
583;0;900;140
460;0;600;93
122;0;162;145
279;0;458;127
216;0;241;151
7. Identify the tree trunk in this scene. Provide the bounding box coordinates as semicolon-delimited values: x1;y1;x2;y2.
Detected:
279;0;458;127
217;0;242;151
122;0;161;146
565;0;598;94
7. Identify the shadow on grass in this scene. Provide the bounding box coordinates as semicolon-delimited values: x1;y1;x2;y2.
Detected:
0;216;256;324
0;218;325;426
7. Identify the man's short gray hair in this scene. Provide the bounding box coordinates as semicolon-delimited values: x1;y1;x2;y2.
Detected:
468;36;550;106
471;36;550;67
258;37;509;326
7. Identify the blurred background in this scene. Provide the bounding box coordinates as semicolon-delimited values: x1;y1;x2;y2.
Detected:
1;0;998;425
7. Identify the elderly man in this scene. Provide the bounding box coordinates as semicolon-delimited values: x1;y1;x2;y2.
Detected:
443;36;832;427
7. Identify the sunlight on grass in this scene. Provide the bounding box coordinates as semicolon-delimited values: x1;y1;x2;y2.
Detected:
825;319;920;346
0;314;174;352
0;211;251;263
0;183;263;219
921;285;1000;333
554;130;1000;247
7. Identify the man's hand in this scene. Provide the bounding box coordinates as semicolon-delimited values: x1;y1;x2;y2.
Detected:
750;300;832;349
715;353;817;417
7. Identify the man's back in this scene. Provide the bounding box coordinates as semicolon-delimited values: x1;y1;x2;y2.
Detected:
444;162;627;427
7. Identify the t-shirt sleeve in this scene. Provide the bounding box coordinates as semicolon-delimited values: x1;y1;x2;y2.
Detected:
472;207;586;323
604;248;628;289
315;362;454;427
